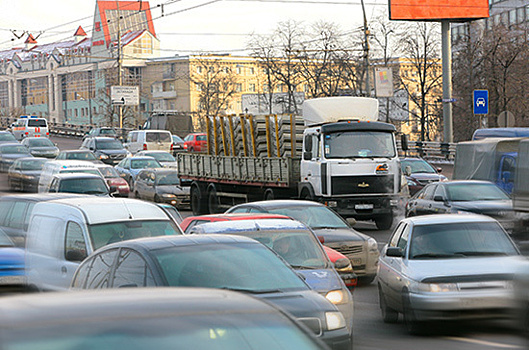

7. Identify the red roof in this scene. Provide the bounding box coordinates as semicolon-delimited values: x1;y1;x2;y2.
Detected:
74;26;87;36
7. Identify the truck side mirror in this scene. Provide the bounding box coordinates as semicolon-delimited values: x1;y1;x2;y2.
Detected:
400;134;409;151
304;136;312;152
404;166;412;177
303;151;312;161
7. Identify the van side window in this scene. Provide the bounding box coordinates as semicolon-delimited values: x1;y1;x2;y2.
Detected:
64;222;87;260
112;248;155;287
131;132;138;143
0;201;14;225
82;249;119;289
6;202;28;229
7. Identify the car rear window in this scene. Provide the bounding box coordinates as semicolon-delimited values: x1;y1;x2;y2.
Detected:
196;135;207;141
146;132;171;142
27;119;47;127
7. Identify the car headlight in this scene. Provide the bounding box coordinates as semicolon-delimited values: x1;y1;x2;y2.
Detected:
412;280;458;292
325;289;348;305
99;154;109;159
325;311;346;331
367;237;378;252
450;208;471;215
407;178;418;186
162;193;177;198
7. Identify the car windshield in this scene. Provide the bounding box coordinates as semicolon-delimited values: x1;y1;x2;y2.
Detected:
99;129;117;135
146;132;172;142
400;159;436;174
0;133;16;141
131;159;161;169
268;206;348;229
446;183;509;201
324;131;395;158
28;138;54;147
1;145;29;154
58;178;108;195
96;139;124;150
4;313;322;350
148;153;175;162
97;167;120;178
154;242;308;292
156;173;180;185
409;221;519;259
225;231;329;269
19;158;47;170
89;220;180;250
63;152;97;160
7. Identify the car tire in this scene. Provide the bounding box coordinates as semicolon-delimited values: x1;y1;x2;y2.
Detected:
375;215;393;230
208;188;221;214
135;191;140;199
359;275;376;285
154;194;161;203
402;292;425;335
378;285;398;323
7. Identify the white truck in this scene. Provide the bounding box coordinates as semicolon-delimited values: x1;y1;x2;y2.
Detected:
177;96;406;229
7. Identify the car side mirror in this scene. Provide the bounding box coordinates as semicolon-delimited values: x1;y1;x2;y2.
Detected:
65;248;87;262
400;134;409;151
404;165;412;177
303;152;312;161
433;195;445;202
334;258;350;269
386;247;404;258
437;167;442;173
346;217;357;226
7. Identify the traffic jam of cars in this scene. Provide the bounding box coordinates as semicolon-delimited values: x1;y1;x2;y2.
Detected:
2;99;529;350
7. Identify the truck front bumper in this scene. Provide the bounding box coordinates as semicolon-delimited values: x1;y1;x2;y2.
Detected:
322;196;398;219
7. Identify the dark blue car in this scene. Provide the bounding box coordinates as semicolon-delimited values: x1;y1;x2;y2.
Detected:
0;228;25;291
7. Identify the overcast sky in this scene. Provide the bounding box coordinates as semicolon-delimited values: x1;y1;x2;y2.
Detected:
0;0;387;56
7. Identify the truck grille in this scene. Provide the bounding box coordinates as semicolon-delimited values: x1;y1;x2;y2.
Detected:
331;175;394;195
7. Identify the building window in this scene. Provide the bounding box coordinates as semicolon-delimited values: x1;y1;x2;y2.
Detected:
196;83;202;91
509;9;517;25
517;7;525;23
197;66;202;74
235;84;242;92
236;66;241;74
249;83;256;92
249;67;255;75
263;84;269;92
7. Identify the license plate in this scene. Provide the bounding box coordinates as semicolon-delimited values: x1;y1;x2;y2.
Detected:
352;258;362;265
355;204;374;210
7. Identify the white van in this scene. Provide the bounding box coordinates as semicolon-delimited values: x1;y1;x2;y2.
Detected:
25;197;183;291
38;160;101;193
125;130;173;154
12;116;49;140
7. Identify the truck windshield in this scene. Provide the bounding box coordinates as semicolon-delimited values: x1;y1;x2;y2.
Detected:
324;131;395;159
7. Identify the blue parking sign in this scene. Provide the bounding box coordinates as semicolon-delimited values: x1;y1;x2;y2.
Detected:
473;90;488;115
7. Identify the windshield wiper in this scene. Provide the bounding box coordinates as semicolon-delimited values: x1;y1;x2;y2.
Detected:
453;251;509;257
289;264;320;270
220;287;283;294
412;253;464;259
311;226;340;230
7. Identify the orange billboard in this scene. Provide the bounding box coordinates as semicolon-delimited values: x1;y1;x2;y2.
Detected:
389;0;489;21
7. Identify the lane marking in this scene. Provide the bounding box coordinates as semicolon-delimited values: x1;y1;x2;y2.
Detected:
444;336;522;349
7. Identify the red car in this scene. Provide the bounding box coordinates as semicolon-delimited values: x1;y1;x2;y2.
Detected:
95;164;130;197
183;133;207;152
180;213;357;288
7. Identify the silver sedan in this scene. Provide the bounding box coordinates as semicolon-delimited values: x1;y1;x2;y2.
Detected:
377;214;525;334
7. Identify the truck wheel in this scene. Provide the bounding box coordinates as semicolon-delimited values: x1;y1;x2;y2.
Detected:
208;188;221;214
300;188;314;201
263;188;275;201
375;215;393;230
191;185;207;215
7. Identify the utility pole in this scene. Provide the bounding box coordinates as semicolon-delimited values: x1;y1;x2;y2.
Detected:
360;0;370;97
117;1;123;129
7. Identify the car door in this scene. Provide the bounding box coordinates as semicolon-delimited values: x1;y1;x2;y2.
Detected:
414;184;436;216
134;171;148;198
71;249;119;289
430;184;450;214
383;223;410;310
379;222;406;308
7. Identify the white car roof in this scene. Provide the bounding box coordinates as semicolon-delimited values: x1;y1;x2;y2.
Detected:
402;213;497;226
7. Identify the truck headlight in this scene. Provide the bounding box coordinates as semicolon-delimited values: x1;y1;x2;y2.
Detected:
325;311;346;330
325;289;348;305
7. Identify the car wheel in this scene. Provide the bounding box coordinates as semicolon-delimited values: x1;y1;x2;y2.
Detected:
208;188;221;214
128;178;134;192
402;292;424;335
375;215;393;230
189;147;194;152
154;194;161;203
359;275;376;285
378;285;398;323
135;191;140;199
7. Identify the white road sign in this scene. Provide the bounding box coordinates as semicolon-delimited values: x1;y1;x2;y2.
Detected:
111;86;139;106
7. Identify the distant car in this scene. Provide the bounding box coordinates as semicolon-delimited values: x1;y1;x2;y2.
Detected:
8;157;48;192
0;143;32;172
0;227;25;292
136;150;177;168
115;156;163;191
405;180;515;232
134;168;190;208
0;288;330;350
227;200;380;284
180;213;357;288
83;127;119;140
400;158;447;195
94;164;130;197
55;150;101;163
80;136;130;165
20;137;59;158
0;131;17;144
47;173;112;196
184;132;207;152
377;214;524;334
172;134;185;154
71;234;352;349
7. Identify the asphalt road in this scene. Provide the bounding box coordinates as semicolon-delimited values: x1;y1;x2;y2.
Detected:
0;136;525;350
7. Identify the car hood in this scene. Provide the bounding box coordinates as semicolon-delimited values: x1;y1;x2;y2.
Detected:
99;149;128;155
260;289;337;318
452;200;513;213
311;227;367;243
0;247;25;268
407;255;526;282
2;154;30;161
296;268;344;294
18;170;42;177
30;147;58;152
156;185;190;195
